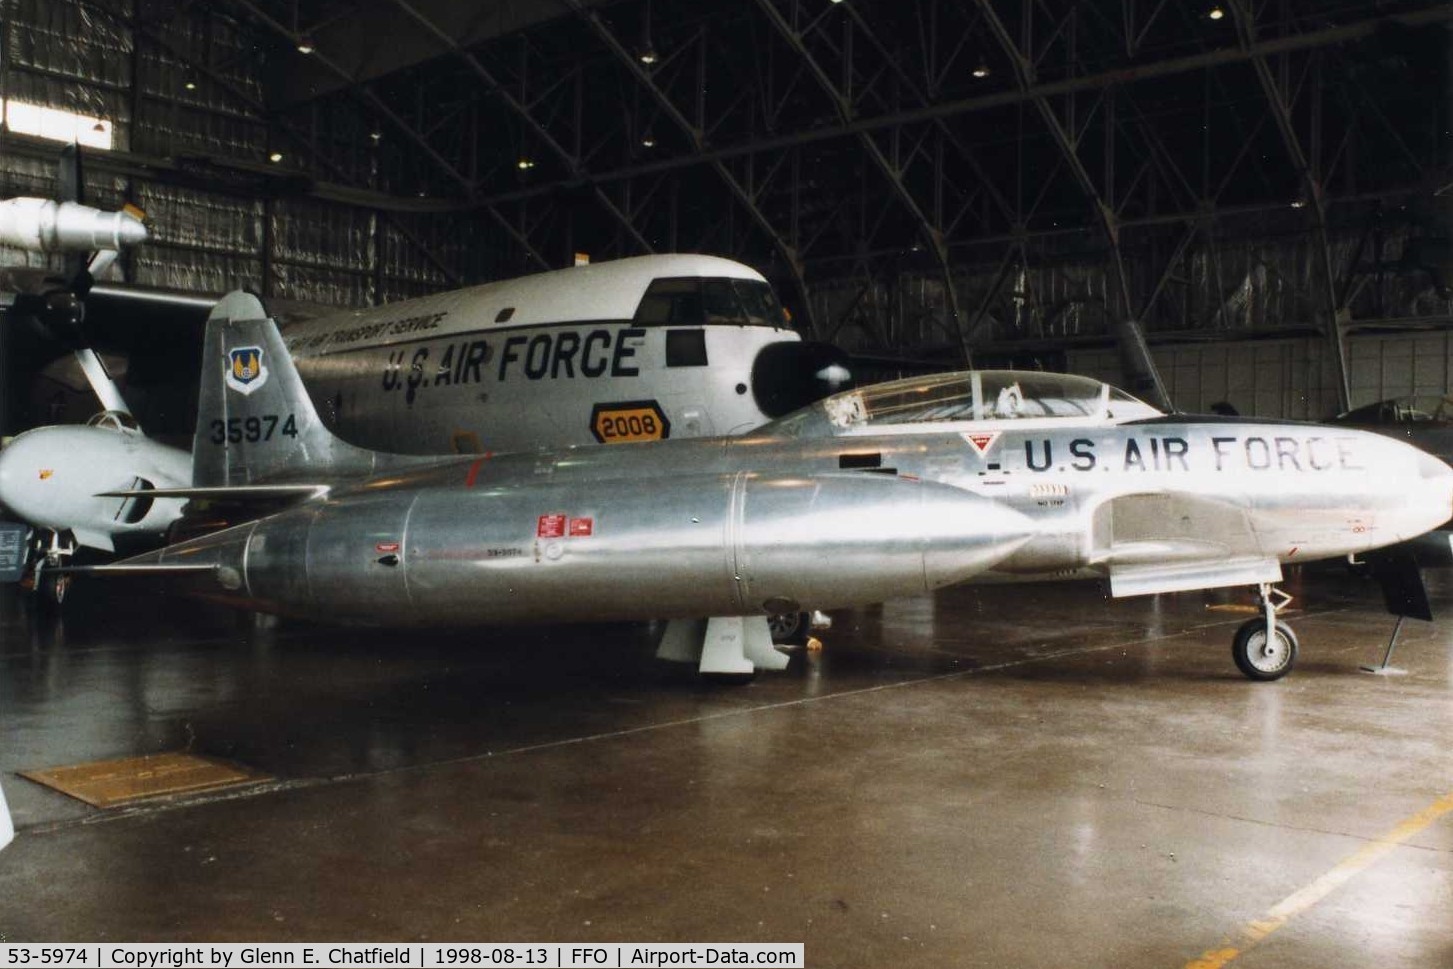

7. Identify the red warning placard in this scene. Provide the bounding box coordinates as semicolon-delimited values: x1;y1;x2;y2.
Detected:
537;513;567;538
569;517;594;537
962;431;1000;456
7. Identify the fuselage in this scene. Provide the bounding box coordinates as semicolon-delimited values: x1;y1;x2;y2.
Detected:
283;254;843;454
147;371;1453;626
0;420;189;551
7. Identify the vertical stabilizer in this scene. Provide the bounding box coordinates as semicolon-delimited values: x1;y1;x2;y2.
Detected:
192;291;382;486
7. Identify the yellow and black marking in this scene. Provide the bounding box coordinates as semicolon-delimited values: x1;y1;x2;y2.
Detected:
21;752;268;808
591;399;670;444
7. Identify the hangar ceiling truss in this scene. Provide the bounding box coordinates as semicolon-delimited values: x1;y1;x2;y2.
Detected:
5;0;1450;362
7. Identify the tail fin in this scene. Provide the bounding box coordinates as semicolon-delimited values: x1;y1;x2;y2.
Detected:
192;291;381;486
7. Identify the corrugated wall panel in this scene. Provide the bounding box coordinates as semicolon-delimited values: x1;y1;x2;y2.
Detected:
1071;334;1453;419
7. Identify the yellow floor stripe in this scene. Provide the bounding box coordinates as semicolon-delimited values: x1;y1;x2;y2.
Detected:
1185;790;1453;969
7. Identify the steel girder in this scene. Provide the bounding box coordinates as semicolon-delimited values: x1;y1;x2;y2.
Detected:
49;0;1453;356
1227;0;1352;410
227;0;553;271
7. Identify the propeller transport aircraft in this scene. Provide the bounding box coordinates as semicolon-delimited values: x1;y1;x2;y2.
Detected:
0;154;187;605
1;248;848;614
69;292;1453;682
286;252;851;454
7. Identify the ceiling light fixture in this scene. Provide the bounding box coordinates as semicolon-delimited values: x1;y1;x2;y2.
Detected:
641;133;656;148
268;151;283;163
972;62;989;78
1208;6;1225;19
296;37;316;54
517;158;535;171
638;48;658;65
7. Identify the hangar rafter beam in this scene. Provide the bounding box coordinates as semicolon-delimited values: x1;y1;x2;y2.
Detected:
465;4;1453;214
1227;0;1351;410
384;0;654;255
972;0;1136;322
557;0;816;332
225;0;552;272
747;0;965;357
79;0;468;290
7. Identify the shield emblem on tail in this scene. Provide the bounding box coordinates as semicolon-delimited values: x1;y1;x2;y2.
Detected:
225;346;268;395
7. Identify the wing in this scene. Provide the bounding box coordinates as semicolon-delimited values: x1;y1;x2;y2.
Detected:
1091;492;1282;597
94;485;328;501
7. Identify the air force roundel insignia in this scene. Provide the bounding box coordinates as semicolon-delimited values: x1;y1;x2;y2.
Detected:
225;346;268;395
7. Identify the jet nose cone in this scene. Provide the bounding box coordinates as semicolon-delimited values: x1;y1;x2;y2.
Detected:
0;438;33;517
115;214;148;248
1416;450;1453;524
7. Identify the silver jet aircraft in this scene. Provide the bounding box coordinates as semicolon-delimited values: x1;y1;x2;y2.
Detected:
90;293;1453;681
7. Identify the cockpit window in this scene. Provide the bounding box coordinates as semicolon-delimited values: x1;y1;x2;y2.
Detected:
702;280;743;323
732;279;784;326
1337;395;1453;425
808;370;1161;431
633;277;790;328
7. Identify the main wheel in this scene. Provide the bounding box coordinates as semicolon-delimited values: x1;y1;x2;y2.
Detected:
767;610;810;646
1232;618;1298;681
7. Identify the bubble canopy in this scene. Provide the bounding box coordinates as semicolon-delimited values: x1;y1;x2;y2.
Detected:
767;370;1164;437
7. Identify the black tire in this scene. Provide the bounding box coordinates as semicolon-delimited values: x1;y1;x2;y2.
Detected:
767;610;810;646
35;570;71;613
1232;618;1298;681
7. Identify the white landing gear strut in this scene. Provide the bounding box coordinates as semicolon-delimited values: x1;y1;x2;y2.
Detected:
656;617;793;677
31;530;76;612
1231;583;1299;681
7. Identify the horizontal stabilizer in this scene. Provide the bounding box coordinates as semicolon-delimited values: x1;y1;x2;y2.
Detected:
1109;556;1282;598
94;485;329;501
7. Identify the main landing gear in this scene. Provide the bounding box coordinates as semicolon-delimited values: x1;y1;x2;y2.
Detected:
25;530;76;614
1231;583;1298;681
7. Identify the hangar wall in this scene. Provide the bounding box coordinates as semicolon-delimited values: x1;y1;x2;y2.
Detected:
0;0;474;307
1069;331;1453;419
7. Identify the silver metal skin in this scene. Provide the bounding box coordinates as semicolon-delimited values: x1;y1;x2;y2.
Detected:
105;294;1453;679
0;197;147;252
0;418;189;551
282;254;835;454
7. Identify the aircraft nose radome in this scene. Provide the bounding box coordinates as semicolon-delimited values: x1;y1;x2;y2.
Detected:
1416;449;1453;521
0;440;34;517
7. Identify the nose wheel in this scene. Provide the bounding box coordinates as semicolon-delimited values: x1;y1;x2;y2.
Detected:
1232;584;1298;681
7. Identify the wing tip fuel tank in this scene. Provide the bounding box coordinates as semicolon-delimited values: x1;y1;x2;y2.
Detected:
122;471;1036;626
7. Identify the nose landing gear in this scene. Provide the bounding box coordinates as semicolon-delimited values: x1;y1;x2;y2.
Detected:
1232;583;1298;681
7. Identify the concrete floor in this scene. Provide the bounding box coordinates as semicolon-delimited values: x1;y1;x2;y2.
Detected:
1;568;1451;967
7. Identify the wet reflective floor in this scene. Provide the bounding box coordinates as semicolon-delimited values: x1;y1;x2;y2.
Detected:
2;568;1452;967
